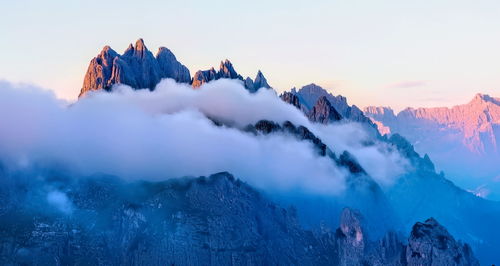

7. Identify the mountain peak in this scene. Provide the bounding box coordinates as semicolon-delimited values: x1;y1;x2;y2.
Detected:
307;96;342;124
471;93;500;105
80;39;191;97
135;38;146;51
253;70;271;90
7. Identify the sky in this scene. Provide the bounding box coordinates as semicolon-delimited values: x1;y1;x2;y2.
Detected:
1;0;499;111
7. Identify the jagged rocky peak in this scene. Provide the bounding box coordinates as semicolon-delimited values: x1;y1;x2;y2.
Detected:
79;46;119;97
279;91;301;109
406;218;479;266
124;38;149;57
253;70;271;90
364;106;395;118
79;39;191;97
219;59;241;79
470;92;500;105
244;77;254;92
280;83;372;124
192;59;271;93
156;46;191;83
307;96;342;124
192;67;217;88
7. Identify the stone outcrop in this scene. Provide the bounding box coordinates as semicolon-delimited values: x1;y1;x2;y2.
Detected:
79;39;191;97
406;218;479;266
307;96;343;124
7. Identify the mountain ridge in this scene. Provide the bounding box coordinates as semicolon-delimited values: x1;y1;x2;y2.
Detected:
79;39;271;97
364;93;500;200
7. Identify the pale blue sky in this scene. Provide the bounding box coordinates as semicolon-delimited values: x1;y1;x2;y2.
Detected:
1;0;499;110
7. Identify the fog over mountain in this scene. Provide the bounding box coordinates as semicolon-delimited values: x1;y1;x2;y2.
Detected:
0;39;498;265
364;94;500;200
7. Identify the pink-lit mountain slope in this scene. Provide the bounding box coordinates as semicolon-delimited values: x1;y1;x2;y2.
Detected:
364;93;500;199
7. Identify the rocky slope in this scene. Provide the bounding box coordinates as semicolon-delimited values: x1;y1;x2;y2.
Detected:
0;171;478;266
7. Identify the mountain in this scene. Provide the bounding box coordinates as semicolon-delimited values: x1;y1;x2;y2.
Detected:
364;93;500;199
24;38;498;264
307;96;343;124
79;39;190;97
0;171;478;265
192;61;271;92
290;83;371;123
80;39;271;97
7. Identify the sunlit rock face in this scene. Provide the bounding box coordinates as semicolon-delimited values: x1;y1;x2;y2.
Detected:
365;94;500;155
79;39;190;97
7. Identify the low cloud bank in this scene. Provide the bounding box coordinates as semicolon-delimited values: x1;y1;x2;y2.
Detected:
0;79;408;195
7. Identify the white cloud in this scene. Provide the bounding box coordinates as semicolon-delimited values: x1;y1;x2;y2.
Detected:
0;78;408;196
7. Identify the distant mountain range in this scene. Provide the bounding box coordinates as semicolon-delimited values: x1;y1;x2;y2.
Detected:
59;39;500;264
364;94;500;199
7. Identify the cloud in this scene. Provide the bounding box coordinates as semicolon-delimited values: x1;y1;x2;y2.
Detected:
47;190;73;214
0;78;408;196
313;123;410;187
384;80;427;89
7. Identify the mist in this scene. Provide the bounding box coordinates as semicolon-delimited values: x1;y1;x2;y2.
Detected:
0;79;408;196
